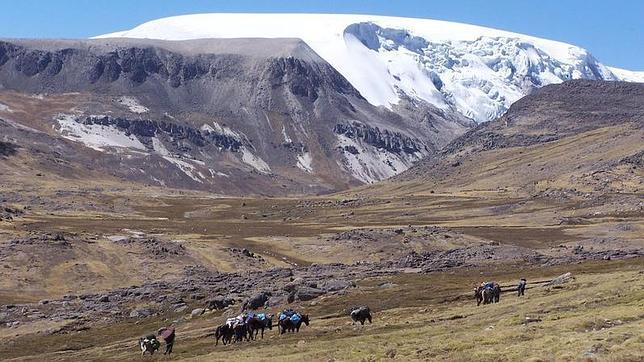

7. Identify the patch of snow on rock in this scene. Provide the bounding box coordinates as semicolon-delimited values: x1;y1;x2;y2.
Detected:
151;176;166;186
152;137;203;183
282;126;293;143
336;134;420;184
56;114;147;152
115;96;149;114
209;169;229;178
296;152;313;173
211;121;241;138
200;124;215;133
0;102;13;113
240;146;271;174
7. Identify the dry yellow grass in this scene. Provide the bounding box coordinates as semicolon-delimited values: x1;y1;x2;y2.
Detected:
4;260;641;361
186;267;644;362
1;117;641;360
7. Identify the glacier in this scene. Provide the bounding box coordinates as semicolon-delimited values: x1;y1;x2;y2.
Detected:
97;13;644;123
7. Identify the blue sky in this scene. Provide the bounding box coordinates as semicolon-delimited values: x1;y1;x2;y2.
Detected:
1;0;642;70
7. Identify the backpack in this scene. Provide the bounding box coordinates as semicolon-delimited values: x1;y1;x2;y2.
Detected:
291;313;302;323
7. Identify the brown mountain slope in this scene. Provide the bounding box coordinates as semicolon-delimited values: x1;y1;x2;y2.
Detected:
0;38;471;196
372;80;643;198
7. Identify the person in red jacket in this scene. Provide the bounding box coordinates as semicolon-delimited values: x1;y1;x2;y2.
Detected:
158;325;176;355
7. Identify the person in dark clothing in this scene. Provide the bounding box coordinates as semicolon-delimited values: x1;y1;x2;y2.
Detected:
158;326;176;355
518;278;527;296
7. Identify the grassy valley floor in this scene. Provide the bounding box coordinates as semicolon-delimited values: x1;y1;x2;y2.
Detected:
2;259;642;361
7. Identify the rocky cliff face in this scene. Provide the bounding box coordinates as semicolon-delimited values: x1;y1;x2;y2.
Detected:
0;38;471;194
76;115;243;151
333;122;425;154
0;39;358;107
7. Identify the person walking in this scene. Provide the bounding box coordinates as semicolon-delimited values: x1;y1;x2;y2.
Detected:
518;278;527;296
158;325;176;355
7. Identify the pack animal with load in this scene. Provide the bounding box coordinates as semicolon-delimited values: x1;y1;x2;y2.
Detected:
139;334;160;355
278;309;310;334
350;306;372;325
475;281;501;306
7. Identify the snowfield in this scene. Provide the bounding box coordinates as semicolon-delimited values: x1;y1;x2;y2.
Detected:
114;96;149;114
296;152;313;173
240;146;271;174
282;126;293;144
56;114;147;152
0;102;13;113
97;13;642;123
607;67;644;83
55;114;274;182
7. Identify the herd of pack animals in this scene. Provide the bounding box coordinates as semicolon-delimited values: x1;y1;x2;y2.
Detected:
138;279;529;355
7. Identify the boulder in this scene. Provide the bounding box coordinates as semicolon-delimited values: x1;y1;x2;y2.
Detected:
129;308;152;318
320;279;354;292
174;305;188;313
282;281;300;292
205;296;234;310
267;293;289;307
190;293;205;300
270;268;294;279
544;272;575;287
191;308;205;317
385;348;397;359
244;292;270;310
295;286;325;301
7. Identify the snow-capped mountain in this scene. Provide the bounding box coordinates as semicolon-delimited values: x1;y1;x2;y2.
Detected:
1;14;641;195
98;13;644;123
0;37;470;193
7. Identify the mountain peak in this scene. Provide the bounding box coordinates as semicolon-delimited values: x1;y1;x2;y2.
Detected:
97;13;638;123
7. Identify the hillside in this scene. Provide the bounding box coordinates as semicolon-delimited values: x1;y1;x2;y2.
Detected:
382;80;643;200
0;80;642;360
0;38;470;195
